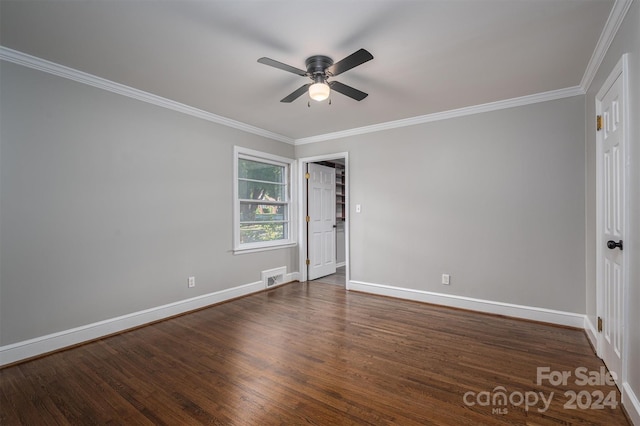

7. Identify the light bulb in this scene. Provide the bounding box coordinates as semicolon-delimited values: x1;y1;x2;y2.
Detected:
309;82;330;102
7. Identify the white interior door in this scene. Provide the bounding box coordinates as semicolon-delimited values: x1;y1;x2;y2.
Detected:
597;62;626;385
307;163;336;280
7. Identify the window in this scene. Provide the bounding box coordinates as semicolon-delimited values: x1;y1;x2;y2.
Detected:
234;147;295;253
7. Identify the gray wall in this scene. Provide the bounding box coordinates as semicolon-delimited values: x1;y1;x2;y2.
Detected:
0;61;296;345
585;0;640;408
296;96;586;313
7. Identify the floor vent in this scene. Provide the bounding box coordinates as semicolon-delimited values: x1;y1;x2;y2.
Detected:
262;267;287;289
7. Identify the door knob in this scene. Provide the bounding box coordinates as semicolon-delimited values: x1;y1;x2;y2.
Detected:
607;240;623;250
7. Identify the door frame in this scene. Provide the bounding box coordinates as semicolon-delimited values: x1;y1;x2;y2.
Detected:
297;152;349;285
595;54;629;387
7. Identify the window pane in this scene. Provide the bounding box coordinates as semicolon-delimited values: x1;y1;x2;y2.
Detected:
234;149;293;251
240;203;286;222
238;180;285;201
240;223;286;243
239;159;284;183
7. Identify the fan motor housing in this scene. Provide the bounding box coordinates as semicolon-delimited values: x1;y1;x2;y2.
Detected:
305;55;333;76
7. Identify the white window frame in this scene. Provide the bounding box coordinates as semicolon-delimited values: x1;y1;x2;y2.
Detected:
233;146;296;254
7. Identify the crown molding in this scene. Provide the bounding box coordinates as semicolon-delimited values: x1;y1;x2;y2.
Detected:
294;86;585;145
2;11;623;149
0;46;295;145
580;0;634;92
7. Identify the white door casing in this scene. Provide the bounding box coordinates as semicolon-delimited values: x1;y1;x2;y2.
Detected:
307;163;337;280
596;54;628;386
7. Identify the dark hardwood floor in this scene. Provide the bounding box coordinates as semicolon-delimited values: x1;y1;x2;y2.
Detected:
0;281;630;425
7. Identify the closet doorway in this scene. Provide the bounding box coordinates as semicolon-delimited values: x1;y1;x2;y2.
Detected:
298;153;349;287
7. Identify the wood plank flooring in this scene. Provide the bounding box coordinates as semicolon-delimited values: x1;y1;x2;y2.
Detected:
0;281;630;425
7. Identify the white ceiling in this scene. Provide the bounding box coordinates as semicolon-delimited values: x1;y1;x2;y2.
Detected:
0;0;615;141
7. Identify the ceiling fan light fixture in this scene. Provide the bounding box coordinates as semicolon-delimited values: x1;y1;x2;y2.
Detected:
258;49;373;103
309;81;330;102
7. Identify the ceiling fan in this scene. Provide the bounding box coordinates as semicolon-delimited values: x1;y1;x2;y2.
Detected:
257;48;374;103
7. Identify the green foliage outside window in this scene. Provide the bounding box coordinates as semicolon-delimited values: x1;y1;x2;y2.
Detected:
238;158;288;244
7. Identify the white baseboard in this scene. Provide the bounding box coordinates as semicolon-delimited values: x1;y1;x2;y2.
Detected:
623;382;640;426
348;280;585;328
0;276;297;366
584;315;599;351
287;272;300;283
336;262;346;268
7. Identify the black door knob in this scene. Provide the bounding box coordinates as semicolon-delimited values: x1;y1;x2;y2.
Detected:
607;240;623;250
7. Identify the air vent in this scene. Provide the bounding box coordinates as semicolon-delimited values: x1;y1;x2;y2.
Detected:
262;267;287;289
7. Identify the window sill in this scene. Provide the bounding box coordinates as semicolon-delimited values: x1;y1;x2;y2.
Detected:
233;242;297;255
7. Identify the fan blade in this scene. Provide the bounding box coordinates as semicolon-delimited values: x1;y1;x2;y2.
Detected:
326;48;373;76
329;81;368;101
258;57;307;76
281;84;311;103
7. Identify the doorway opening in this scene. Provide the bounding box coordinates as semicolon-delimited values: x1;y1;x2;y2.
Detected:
297;153;349;287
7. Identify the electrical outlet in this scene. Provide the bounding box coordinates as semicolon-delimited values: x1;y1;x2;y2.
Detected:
442;274;450;285
188;276;195;288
